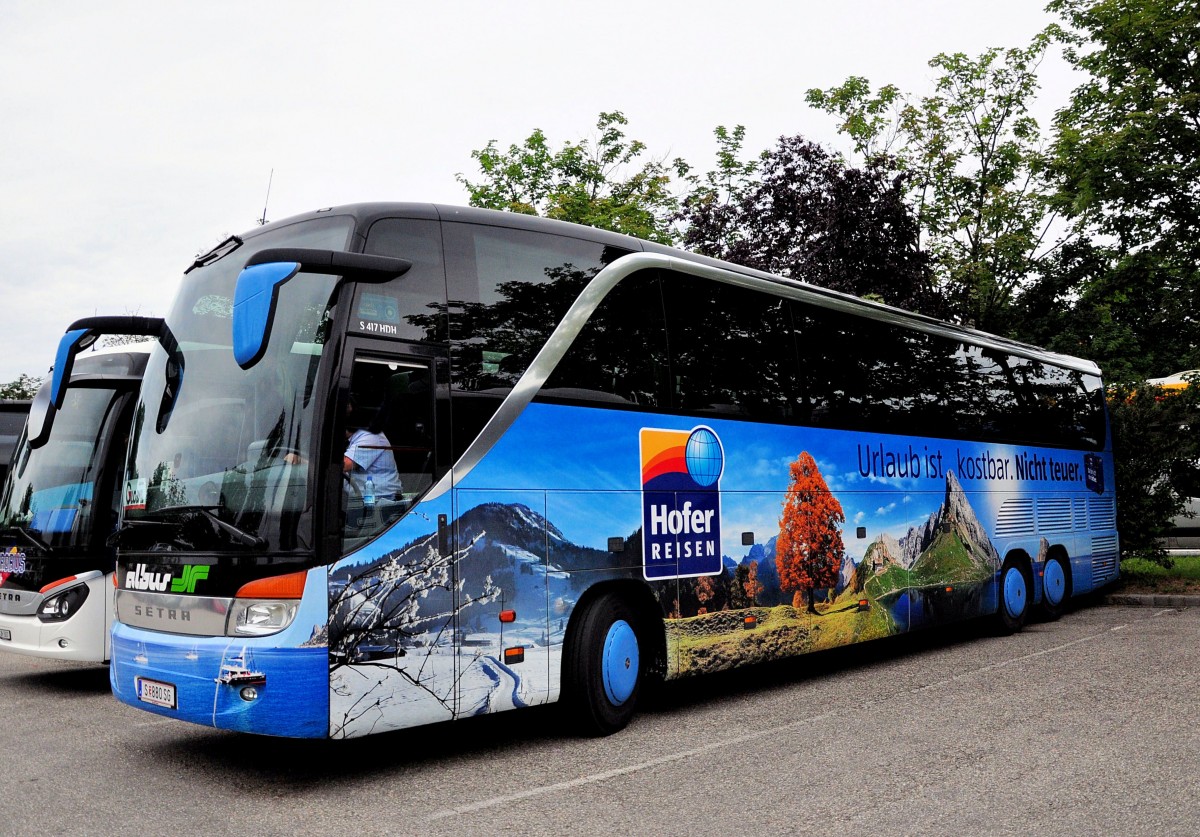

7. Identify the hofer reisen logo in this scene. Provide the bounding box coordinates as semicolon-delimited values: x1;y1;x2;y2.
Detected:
640;426;724;580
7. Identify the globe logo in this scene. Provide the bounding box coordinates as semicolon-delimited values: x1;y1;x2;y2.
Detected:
685;427;723;487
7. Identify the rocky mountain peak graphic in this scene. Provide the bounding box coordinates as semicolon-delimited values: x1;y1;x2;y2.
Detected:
864;533;904;571
838;553;857;592
936;471;1000;567
860;470;1000;587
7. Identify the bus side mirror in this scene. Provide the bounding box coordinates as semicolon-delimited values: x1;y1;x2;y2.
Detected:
46;315;169;428
232;260;301;370
232;248;411;370
49;327;98;410
26;379;55;450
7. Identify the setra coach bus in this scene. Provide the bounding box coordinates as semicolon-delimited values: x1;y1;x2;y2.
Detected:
0;339;150;662
0;399;32;486
75;203;1117;738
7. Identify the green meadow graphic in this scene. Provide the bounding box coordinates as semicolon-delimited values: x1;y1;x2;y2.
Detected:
662;459;1003;677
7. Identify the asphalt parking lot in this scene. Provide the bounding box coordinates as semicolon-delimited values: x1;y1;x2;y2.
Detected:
2;600;1197;837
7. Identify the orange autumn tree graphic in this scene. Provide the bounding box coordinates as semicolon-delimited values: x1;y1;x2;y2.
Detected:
776;452;845;614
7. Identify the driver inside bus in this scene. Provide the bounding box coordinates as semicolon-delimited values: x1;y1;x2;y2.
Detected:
342;401;403;503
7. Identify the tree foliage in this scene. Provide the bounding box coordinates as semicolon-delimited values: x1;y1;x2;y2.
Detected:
100;333;155;348
1013;237;1196;382
679;131;936;312
694;574;717;615
727;560;764;610
807;37;1059;331
1009;0;1200;557
743;560;763;606
457;111;688;244
1044;0;1200;380
0;374;42;400
1050;0;1200;254
1106;380;1200;562
776;452;844;613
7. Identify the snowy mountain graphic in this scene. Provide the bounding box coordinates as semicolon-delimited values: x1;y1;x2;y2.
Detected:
329;502;611;665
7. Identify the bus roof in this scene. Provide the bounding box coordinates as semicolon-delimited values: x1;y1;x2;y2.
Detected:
237;201;1102;377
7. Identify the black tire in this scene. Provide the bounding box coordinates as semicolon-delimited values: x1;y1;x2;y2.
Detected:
562;592;643;736
996;557;1031;635
1038;553;1071;621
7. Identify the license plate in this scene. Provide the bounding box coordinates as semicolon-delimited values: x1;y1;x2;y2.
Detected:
0;629;9;641
135;676;177;709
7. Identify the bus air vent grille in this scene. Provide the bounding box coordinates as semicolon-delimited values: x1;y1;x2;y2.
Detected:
1091;535;1119;584
994;498;1035;538
1036;497;1074;533
1074;498;1088;530
1088;497;1117;531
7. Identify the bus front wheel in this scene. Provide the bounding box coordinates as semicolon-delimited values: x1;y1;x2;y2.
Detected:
563;592;642;736
996;558;1031;634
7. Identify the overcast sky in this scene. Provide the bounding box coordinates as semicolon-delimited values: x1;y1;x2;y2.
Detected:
0;0;1078;384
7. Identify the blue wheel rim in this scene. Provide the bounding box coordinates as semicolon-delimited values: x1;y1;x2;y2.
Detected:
1043;558;1066;606
601;619;639;706
1003;566;1027;619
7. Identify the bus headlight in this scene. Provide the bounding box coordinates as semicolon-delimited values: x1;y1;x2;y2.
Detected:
37;584;89;623
226;569;307;636
228;599;299;636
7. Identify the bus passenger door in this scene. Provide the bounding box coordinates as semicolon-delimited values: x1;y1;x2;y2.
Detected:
328;341;462;735
337;349;438;540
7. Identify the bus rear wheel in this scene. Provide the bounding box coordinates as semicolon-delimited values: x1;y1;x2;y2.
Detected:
1038;553;1070;621
563;592;642;736
996;558;1031;634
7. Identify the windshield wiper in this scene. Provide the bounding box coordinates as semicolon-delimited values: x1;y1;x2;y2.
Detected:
0;526;53;554
187;235;243;272
115;505;266;551
154;505;267;550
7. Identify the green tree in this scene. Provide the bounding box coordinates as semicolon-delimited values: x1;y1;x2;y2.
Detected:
1033;0;1200;562
0;374;42;400
457;111;689;244
1107;379;1200;562
807;36;1061;332
672;125;761;258
1013;238;1192;382
678;130;936;313
1045;0;1200;379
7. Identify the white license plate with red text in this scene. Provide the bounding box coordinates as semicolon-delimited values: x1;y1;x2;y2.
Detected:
135;676;177;709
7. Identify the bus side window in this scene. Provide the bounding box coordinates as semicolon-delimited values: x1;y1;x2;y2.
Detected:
442;222;633;394
359;218;448;343
543;270;670;408
340;356;436;548
788;300;864;429
660;273;800;420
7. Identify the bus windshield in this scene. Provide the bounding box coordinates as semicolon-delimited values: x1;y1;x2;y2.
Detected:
122;216;353;554
0;385;128;552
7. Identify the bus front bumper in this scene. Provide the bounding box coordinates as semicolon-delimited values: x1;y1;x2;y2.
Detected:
110;622;330;738
0;573;111;662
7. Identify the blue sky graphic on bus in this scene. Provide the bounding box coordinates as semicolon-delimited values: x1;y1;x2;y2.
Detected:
640;426;724;579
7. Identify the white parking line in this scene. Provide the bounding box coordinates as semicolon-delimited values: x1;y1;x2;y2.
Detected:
427;616;1151;822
